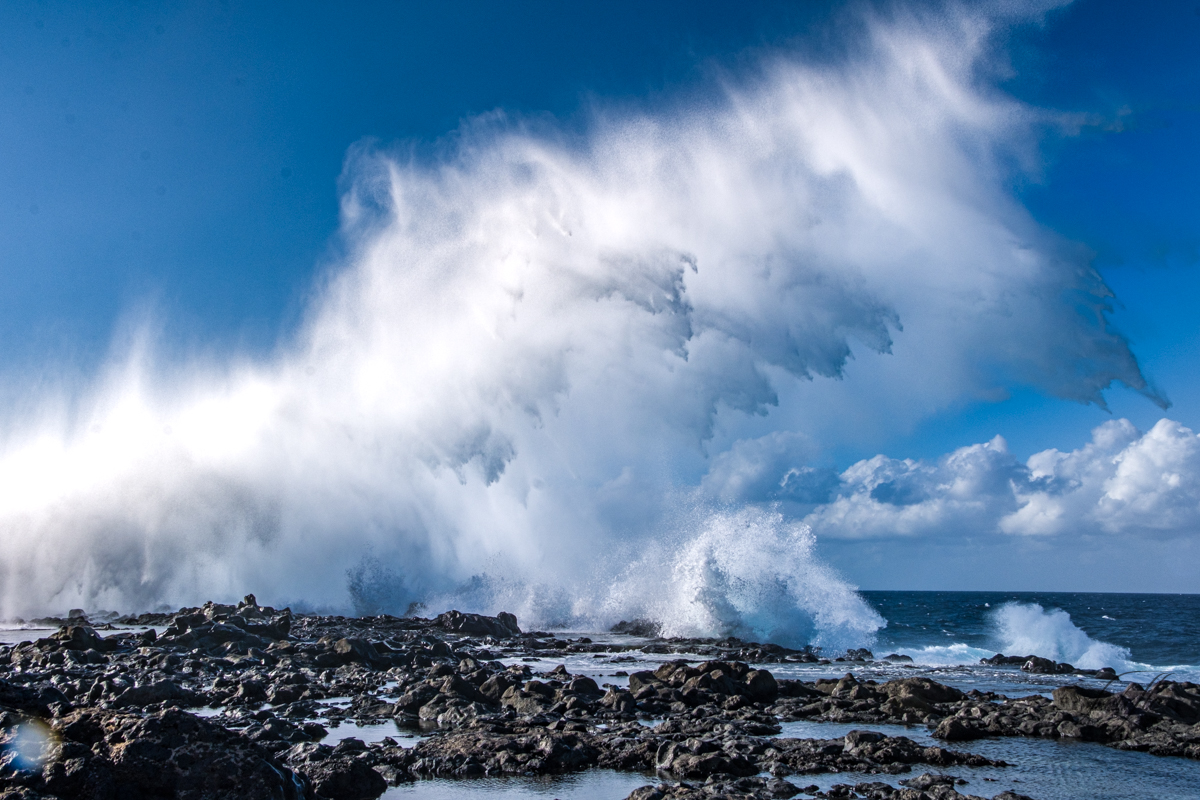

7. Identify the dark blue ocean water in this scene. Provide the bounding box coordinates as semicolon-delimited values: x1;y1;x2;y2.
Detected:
861;591;1200;668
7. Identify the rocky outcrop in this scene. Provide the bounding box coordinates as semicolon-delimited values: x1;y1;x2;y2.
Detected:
399;728;599;776
1;707;306;800
11;597;1181;799
929;679;1200;757
434;610;521;638
980;653;1117;680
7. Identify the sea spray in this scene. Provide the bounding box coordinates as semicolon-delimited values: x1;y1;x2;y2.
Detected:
0;5;1153;630
880;601;1137;670
601;506;884;650
403;507;885;651
991;602;1133;671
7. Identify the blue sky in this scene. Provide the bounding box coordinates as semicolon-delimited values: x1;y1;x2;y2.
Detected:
918;0;1200;460
3;1;1195;459
0;1;828;368
1;1;1199;615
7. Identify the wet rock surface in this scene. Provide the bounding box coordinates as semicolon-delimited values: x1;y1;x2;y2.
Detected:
625;773;1036;800
766;668;1200;760
1;707;306;800
0;596;1185;798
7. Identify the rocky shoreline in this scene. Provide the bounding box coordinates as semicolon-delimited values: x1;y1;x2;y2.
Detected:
1;598;1198;799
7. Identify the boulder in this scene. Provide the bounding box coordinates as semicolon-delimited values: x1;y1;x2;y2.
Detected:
335;638;381;664
1022;656;1074;675
52;626;116;653
881;677;966;705
566;676;601;695
1052;685;1114;715
627;671;658;694
0;680;70;717
654;739;757;779
301;756;387;800
433;610;520;638
610;619;662;637
401;730;599;776
112;680;199;709
43;708;307;800
842;729;887;754
899;773;964;790
600;688;637;714
478;674;514;704
499;685;552;715
744;669;779;701
934;717;986;742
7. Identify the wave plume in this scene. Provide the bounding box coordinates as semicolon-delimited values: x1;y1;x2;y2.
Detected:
0;5;1152;645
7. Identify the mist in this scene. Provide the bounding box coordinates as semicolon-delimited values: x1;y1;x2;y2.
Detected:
0;3;1156;645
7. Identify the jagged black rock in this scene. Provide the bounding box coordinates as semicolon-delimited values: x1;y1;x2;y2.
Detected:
2;598;1194;799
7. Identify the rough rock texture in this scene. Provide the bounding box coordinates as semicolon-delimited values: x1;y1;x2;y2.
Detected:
400;728;600;776
623;772;1037;800
1;707;306;800
930;679;1200;759
6;594;1175;799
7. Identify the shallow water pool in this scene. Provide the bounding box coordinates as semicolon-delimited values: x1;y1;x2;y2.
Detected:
772;719;1200;800
381;717;1200;800
320;719;429;748
382;770;653;799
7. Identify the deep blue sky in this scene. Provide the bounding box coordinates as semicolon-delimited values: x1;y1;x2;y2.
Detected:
1;0;1197;464
921;0;1200;462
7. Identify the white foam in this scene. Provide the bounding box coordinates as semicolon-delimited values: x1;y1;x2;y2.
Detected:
607;507;884;651
991;602;1132;671
893;643;995;667
421;505;885;650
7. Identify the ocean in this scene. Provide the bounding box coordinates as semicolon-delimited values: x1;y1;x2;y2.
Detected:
863;591;1200;678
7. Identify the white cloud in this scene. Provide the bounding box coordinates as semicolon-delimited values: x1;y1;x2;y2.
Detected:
1008;418;1200;536
700;432;841;504
797;418;1200;543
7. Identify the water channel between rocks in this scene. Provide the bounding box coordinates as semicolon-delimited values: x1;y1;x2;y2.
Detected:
204;641;1200;800
7;599;1199;800
299;661;1200;800
364;716;1200;800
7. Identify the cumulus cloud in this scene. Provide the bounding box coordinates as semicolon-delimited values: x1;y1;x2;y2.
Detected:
0;3;1166;632
797;418;1200;542
1009;418;1200;536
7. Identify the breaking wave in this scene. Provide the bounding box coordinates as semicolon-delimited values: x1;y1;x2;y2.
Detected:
990;602;1134;671
890;643;996;667
886;602;1136;672
609;507;884;651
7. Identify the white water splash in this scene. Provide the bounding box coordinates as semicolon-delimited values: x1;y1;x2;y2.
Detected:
893;643;997;667
991;602;1133;671
885;603;1134;670
610;507;883;650
0;4;1152;646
